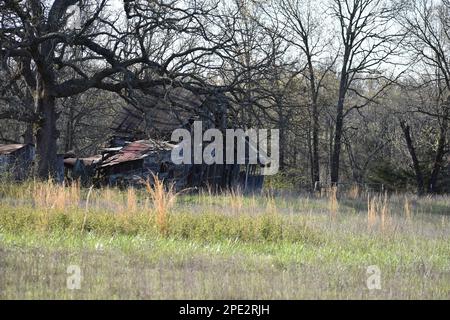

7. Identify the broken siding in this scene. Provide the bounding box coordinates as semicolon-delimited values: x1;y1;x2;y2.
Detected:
91;136;264;191
0;144;35;180
96;140;179;186
99;140;174;168
0;154;10;174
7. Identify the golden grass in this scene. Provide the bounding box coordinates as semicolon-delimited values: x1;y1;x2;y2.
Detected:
328;186;339;218
32;179;80;210
404;196;412;220
202;184;214;207
367;193;390;231
144;174;177;235
4;178;439;240
1;190;449;300
126;187;138;214
229;188;244;214
265;193;277;215
348;184;360;199
103;187;114;203
367;196;376;229
81;186;94;233
249;195;258;211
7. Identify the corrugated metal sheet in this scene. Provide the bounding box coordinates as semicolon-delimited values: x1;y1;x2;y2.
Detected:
99;140;175;168
64;156;102;167
0;144;27;155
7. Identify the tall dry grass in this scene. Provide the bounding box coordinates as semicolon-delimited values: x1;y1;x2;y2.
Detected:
32;179;80;210
404;196;412;220
348;184;360;200
367;193;390;231
126;187;138;214
229;188;244;214
328;186;339;218
102;187;114;204
81;186;94;233
201;184;214;207
265;193;277;215
144;174;177;235
249;195;258;212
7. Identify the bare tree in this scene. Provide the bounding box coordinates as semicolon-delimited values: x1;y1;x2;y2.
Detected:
397;0;450;193
0;0;235;178
274;0;337;188
329;0;402;184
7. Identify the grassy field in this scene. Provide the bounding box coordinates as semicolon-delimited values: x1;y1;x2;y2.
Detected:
0;180;449;299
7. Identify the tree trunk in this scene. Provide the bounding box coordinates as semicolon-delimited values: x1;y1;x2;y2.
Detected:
311;102;320;186
428;115;448;193
344;134;360;183
35;85;59;179
331;93;345;185
307;127;313;187
65;103;75;152
277;100;286;172
279;125;286;171
331;46;351;186
399;120;425;195
307;57;320;188
23;123;35;145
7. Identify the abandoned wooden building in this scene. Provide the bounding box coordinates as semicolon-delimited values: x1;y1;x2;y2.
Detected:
97;85;266;191
89;137;265;191
63;155;102;184
96;139;186;187
0;85;266;191
0;144;35;180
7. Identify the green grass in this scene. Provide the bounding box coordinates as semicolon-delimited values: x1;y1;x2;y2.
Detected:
0;182;449;299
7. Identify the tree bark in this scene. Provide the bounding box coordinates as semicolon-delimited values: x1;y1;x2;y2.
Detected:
65;103;75;152
307;56;320;188
330;44;350;185
35;83;59;179
428;115;448;193
311;102;320;186
23;123;35;145
331;92;345;185
399;120;425;195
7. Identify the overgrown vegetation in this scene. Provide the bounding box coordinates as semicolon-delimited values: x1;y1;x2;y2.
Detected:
1;0;450;194
0;180;449;299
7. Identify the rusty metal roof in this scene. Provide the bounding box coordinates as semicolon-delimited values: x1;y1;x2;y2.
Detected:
64;155;102;167
0;144;29;155
99;140;175;168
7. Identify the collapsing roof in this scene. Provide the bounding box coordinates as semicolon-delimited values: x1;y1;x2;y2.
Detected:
63;156;102;167
0;144;30;155
112;85;227;140
99;139;176;168
0;144;36;181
